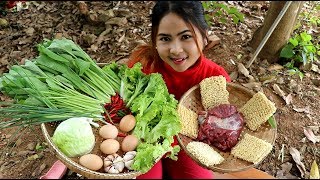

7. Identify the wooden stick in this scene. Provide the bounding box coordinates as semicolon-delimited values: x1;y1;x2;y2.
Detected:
246;1;292;68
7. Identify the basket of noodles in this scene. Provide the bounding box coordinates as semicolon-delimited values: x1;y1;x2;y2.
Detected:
177;75;277;173
0;38;181;179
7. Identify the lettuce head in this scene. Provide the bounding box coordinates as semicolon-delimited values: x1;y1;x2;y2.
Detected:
52;117;95;158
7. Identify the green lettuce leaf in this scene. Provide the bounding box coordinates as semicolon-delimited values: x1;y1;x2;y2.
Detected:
121;65;181;173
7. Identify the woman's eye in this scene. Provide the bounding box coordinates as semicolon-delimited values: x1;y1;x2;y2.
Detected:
160;37;170;41
182;35;192;40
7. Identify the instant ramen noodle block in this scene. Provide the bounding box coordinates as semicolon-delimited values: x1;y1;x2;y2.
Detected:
200;75;229;110
177;104;199;139
231;133;273;164
239;92;276;131
186;141;224;166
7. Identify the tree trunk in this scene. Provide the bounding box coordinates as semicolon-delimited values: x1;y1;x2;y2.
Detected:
249;1;304;64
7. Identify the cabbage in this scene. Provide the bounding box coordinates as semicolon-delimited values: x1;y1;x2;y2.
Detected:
52;117;96;158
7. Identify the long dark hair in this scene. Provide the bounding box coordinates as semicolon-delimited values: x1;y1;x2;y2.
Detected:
128;1;209;73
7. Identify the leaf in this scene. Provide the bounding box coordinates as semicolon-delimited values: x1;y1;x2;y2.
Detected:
235;11;244;22
303;127;320;144
284;61;294;69
267;64;284;71
267;116;277;129
27;154;40;160
272;84;286;97
298;71;304;81
280;45;295;58
276;162;299;179
284;93;293;105
227;7;238;14
289;38;299;47
215;10;222;17
293;106;311;114
277;144;285;163
302;51;307;65
202;2;209;9
310;52;314;62
260;75;276;84
219;17;227;24
241;82;262;91
237;62;250;77
300;32;312;42
35;142;44;151
307;126;319;134
232;15;240;24
310;160;320;179
217;3;228;10
289;147;306;178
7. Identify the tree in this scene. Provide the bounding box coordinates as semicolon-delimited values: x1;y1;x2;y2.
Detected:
249;1;304;64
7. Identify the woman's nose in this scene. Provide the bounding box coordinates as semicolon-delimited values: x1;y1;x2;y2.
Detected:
169;41;183;55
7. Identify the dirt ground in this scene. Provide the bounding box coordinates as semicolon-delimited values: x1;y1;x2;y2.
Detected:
0;1;320;179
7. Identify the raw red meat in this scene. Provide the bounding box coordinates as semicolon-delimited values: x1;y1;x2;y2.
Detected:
197;104;244;152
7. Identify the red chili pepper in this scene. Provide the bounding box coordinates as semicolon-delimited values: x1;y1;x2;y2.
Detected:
117;132;127;137
102;93;131;124
6;1;17;9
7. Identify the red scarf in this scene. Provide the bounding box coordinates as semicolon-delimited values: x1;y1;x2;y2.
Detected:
143;55;231;100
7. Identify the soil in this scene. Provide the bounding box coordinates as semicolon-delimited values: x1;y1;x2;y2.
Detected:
1;1;320;179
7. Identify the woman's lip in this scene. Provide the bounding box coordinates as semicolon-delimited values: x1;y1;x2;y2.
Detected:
172;57;186;64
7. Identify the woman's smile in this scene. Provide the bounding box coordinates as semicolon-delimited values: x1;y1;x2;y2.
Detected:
171;57;187;64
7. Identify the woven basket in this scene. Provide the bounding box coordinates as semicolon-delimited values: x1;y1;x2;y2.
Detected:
177;82;277;173
41;122;142;179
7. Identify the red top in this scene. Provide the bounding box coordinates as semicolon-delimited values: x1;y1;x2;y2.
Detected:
139;55;231;100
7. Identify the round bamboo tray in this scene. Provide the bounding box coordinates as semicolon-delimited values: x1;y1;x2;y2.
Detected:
41;122;142;179
177;82;277;173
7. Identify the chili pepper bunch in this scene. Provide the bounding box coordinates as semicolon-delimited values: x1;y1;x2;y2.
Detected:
103;93;131;124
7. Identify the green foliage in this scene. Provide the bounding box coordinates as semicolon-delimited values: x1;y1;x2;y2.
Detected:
202;1;245;25
286;65;304;81
35;142;48;151
280;31;320;80
280;2;320;80
280;31;319;65
297;2;320;28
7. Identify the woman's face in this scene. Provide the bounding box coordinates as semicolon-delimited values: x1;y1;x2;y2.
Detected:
156;13;205;72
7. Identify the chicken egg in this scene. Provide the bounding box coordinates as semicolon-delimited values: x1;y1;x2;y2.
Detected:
119;114;136;132
79;154;103;171
99;124;118;139
121;134;139;152
100;139;120;154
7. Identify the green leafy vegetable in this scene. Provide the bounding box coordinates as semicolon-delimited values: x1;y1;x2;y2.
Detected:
0;38;123;119
52;117;96;158
0;102;102;129
119;63;181;173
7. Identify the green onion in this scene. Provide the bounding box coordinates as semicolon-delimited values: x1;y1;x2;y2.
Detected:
0;38;125;130
0;102;104;129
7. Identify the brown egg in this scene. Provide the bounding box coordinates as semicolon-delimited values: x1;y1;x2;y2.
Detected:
99;124;118;139
121;134;139;152
119;115;136;132
100;139;120;154
79;154;103;171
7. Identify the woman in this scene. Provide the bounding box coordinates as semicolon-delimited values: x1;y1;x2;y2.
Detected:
127;1;230;179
